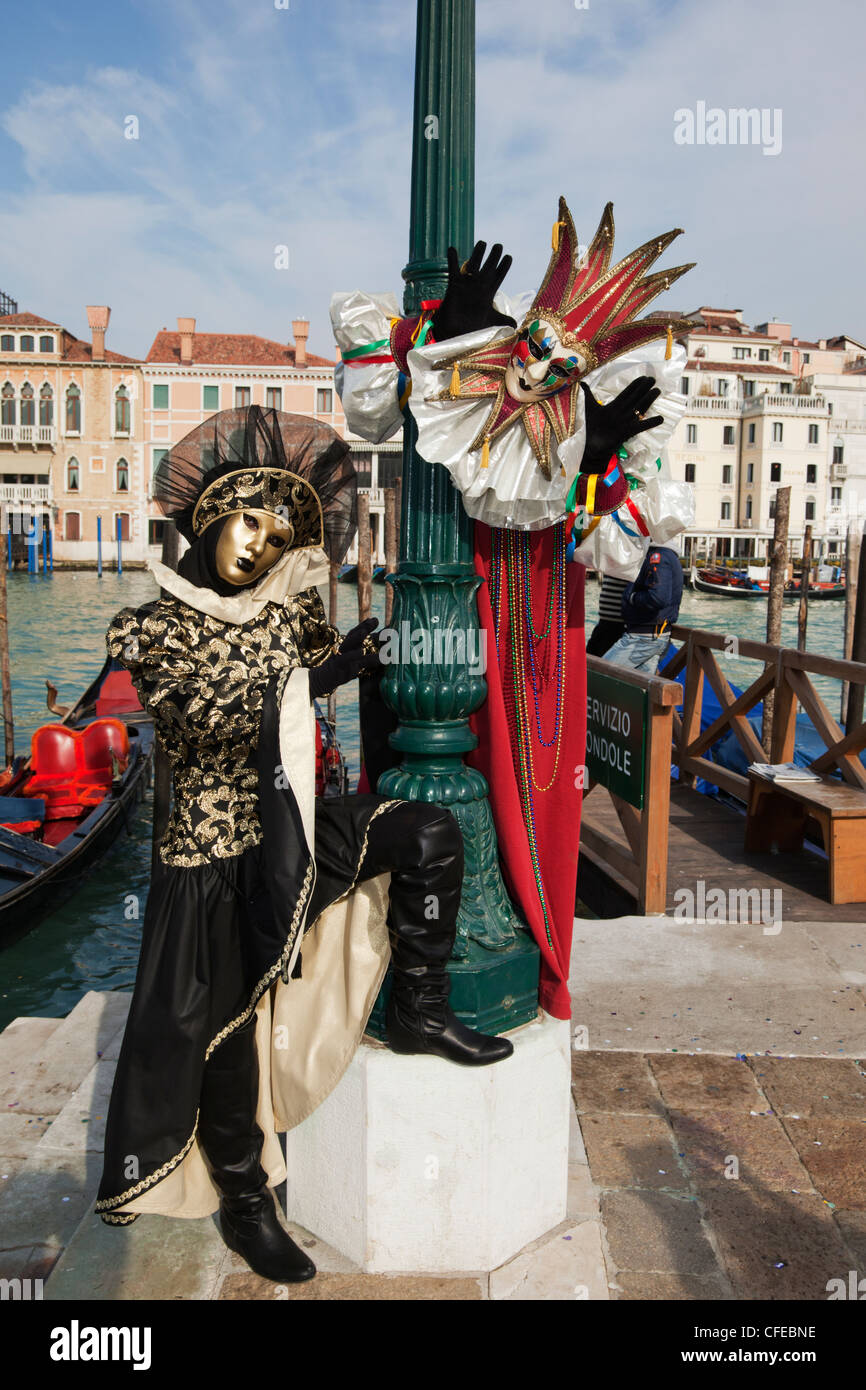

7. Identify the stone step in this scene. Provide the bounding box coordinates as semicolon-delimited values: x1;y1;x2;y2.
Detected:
0;990;131;1116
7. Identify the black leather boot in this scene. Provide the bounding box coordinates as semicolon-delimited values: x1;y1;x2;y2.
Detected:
372;804;514;1067
198;1015;316;1283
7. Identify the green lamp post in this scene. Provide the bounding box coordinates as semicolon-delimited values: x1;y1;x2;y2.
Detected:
370;0;540;1037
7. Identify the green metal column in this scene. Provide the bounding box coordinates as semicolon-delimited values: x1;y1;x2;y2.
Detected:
372;0;539;1037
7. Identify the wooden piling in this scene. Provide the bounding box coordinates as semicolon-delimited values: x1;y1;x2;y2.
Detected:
845;523;866;737
151;521;179;872
384;486;398;626
841;521;863;724
797;523;812;653
328;559;339;726
0;546;13;764
762;486;790;754
357;493;372;623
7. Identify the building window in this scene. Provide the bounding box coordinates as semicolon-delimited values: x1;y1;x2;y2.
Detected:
20;384;35;427
680;376;690;395
758;348;769;362
772;422;783;443
770;461;782;482
265;387;282;410
769;498;776;520
717;379;729;396
19;335;34;352
1;382;16;426
803;352;811;364
66;458;80;491
833;444;844;464
316;388;333;413
65;512;81;541
746;462;754;483
746;423;755;445
722;464;733;485
831;487;842;505
235;386;251;409
805;498;816;521
115;386;130;433
152;384;169;410
746;495;753;520
723;425;735;446
808;424;819;444
152;447;168;476
39;384;53;427
203;385;219;411
686;423;697;445
733;347;752;359
116;458;129;492
721;500;732;521
116;513;131;542
148;519;165;546
684;463;696;483
0;335;13;351
39;336;54;353
779;382;792;394
743;380;755;397
66;384;81;432
806;464;817;484
782;351;791;364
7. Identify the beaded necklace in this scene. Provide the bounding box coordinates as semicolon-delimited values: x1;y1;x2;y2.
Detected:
491;525;569;954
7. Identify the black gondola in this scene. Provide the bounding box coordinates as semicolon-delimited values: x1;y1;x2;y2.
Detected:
0;658;154;947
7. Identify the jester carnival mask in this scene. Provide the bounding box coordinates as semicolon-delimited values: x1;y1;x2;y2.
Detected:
439;197;696;480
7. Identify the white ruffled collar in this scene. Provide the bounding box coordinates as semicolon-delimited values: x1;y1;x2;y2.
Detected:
148;544;330;624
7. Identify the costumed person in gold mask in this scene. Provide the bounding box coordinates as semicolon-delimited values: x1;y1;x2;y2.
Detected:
95;405;511;1284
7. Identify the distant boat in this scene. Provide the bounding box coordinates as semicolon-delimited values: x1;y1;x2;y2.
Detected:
339;564;389;584
691;566;845;601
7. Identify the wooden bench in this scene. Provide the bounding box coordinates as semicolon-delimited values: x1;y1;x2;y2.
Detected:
744;770;866;905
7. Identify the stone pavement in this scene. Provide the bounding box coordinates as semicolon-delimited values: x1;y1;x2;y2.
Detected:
1;910;865;1300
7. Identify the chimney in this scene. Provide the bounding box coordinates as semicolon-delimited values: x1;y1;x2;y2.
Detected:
177;317;196;364
292;318;309;368
86;305;110;361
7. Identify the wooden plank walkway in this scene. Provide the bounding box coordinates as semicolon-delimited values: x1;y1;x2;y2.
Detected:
577;782;864;922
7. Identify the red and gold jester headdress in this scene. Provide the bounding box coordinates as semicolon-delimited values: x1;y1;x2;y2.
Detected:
439;197;696;479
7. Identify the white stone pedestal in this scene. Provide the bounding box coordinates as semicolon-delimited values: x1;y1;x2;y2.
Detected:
284;1012;571;1273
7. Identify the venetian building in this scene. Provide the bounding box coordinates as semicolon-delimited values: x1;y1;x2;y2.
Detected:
0;304;139;565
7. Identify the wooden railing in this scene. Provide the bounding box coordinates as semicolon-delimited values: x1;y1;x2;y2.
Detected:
579;656;682;913
668;626;866;798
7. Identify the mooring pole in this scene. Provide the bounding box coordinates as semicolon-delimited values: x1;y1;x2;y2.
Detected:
797;523;812;653
762;486;791;754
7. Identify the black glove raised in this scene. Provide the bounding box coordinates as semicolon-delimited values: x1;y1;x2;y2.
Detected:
431;242;516;343
580;377;664;474
308;618;381;702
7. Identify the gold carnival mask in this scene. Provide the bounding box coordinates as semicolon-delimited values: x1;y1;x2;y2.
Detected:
214;508;292;586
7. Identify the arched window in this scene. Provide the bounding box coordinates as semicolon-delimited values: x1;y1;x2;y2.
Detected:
39;384;53;427
116;457;129;492
0;335;13;351
66;457;80;491
20;383;35;427
1;382;15;426
39;336;54;353
19;335;34;352
66;384;81;433
115;385;130;434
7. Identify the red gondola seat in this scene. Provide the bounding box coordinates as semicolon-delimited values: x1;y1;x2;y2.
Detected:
22;719;130;820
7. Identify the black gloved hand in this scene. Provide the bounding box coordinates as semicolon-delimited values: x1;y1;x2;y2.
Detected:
580;377;664;474
308;618;381;702
431;242;516;343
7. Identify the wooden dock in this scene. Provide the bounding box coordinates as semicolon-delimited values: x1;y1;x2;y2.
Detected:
578;782;861;922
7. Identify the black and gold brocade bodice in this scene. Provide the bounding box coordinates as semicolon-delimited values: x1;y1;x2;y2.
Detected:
107;587;341;867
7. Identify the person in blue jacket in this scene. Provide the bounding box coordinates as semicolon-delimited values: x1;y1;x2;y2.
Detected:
604;546;683;674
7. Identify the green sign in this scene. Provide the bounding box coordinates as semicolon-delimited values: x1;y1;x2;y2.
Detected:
586;671;648;808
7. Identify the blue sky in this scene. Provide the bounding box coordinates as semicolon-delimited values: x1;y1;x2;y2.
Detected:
1;0;864;360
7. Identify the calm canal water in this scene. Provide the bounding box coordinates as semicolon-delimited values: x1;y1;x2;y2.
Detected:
0;568;848;1030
